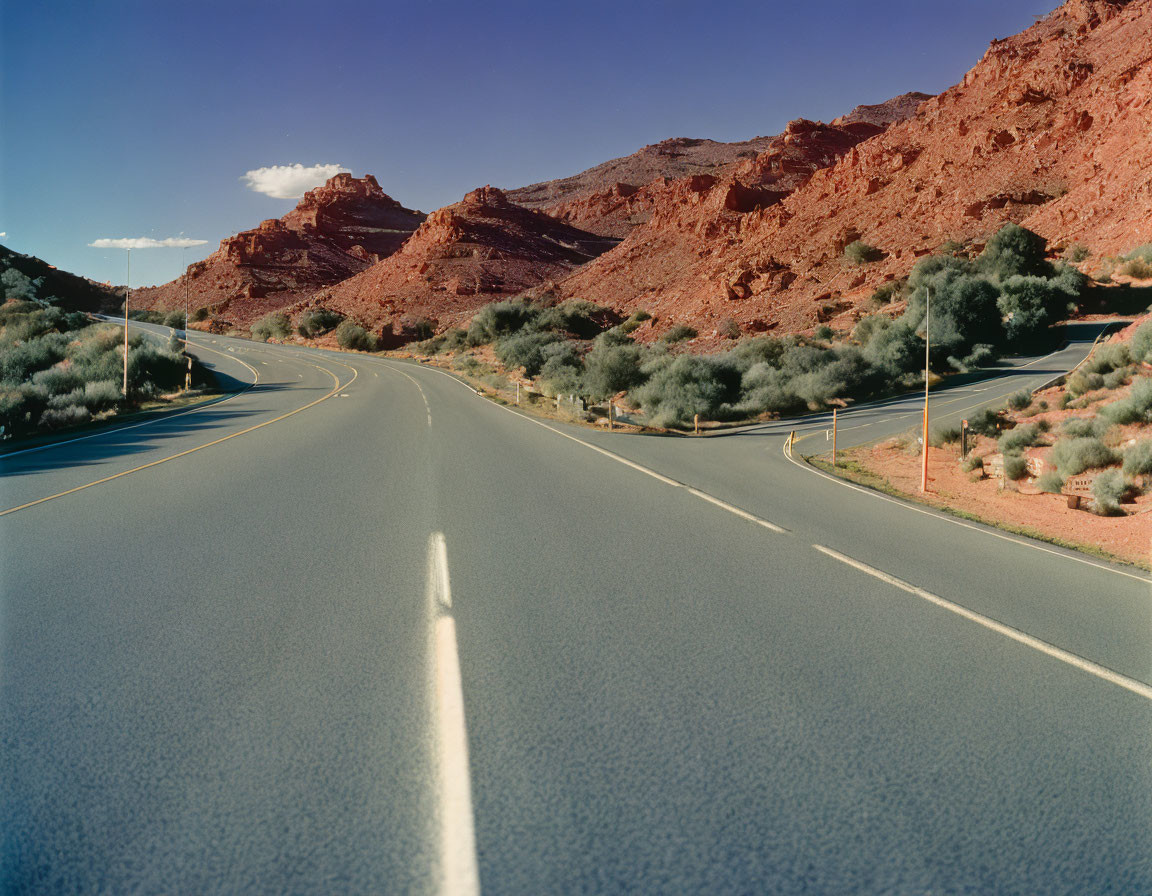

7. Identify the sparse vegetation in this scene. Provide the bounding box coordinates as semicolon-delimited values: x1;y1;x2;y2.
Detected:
660;324;697;344
1007;389;1032;410
251;311;292;342
1003;454;1028;480
1118;245;1152;280
844;241;884;265
1091;469;1132;515
1049;436;1116;477
334;319;376;351
297;307;344;337
998;423;1040;454
930;424;961;447
1122;438;1152;476
0;299;193;438
1098;378;1152;426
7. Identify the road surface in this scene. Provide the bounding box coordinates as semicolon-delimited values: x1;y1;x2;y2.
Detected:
3;324;1149;894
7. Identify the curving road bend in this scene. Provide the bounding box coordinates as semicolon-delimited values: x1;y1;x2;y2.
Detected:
2;324;1149;894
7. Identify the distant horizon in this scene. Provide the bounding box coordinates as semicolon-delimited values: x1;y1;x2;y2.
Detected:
2;0;1055;287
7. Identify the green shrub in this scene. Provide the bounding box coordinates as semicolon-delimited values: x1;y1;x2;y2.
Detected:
1007;389;1032;410
1037;470;1064;493
1064;245;1090;263
1098;377;1152;425
930;424;961;446
977;223;1053;281
297;307;344;337
466;299;539;344
660;324;697;344
998;423;1040;454
163;310;186;328
251;312;292;342
635;355;741;426
1119;246;1152;280
844;241;884;264
1122;439;1152;476
335;320;375;351
535;300;611;339
1084;343;1130;375
494;330;563;376
39;404;91;429
192;306;209;322
1103;368;1130;390
1049;436;1117;476
1130;322;1152;364
813;325;834;342
867;282;898;307
83;380;121;411
962;455;984;473
1003;454;1028;480
967;408;1002;437
1092;469;1131;515
582;341;646;399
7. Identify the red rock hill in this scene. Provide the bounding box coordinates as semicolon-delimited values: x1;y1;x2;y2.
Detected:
556;0;1152;340
297;186;615;342
134;174;425;324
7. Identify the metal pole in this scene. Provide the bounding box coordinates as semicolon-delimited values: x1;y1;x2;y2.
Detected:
921;287;930;493
183;246;190;352
832;407;837;467
123;248;131;396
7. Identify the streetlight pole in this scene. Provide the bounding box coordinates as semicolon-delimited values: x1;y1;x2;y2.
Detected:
123;248;131;396
921;286;931;493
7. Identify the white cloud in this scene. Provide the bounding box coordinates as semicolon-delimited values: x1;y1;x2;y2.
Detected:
241;163;349;199
89;237;209;249
0;232;7;238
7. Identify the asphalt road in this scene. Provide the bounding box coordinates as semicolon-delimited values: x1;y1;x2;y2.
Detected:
2;324;1150;894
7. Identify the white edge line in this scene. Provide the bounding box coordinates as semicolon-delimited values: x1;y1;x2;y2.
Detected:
384;360;791;535
784;438;1149;585
812;544;1152;702
426;532;481;896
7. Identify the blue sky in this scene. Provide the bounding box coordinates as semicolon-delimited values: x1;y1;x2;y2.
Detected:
1;0;1054;287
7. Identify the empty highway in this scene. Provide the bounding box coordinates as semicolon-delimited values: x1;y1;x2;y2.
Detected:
3;326;1150;894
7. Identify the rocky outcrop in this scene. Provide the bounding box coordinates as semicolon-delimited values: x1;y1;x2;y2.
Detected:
526;94;929;239
297;186;616;342
556;0;1152;342
133;174;425;325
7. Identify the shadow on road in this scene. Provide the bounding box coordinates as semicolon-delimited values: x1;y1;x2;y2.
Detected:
0;380;309;477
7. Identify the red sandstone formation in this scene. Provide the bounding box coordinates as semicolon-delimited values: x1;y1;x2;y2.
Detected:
510;93;930;239
133;174;425;325
555;0;1152;342
296;186;615;343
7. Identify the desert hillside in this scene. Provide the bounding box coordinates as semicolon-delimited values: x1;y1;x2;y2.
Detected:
555;0;1152;338
133;174;425;323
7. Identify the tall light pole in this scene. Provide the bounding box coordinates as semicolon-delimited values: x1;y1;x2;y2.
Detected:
123;248;131;396
183;245;190;351
921;286;931;493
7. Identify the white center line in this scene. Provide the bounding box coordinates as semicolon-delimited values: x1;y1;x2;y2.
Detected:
426;532;481;896
812;544;1152;702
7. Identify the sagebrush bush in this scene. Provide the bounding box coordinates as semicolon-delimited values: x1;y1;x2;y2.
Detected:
635;355;741;426
39;404;91;429
1084;343;1130;375
962;455;984;473
930;424;961;446
967;408;1002;437
494;330;563;376
1007;389;1032;410
582;340;646;399
1092;469;1131;515
1003;454;1028;480
660;324;697;344
1037;469;1065;493
844;241;884;264
1049;436;1117;476
1119;246;1152;280
1099;377;1152;425
297;307;344;337
335;320;375;351
467;299;539;344
251;312;292;342
1129;322;1152;364
1122;439;1152;476
998;423;1040;454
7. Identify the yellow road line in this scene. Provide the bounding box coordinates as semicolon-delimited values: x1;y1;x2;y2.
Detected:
1;360;356;517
